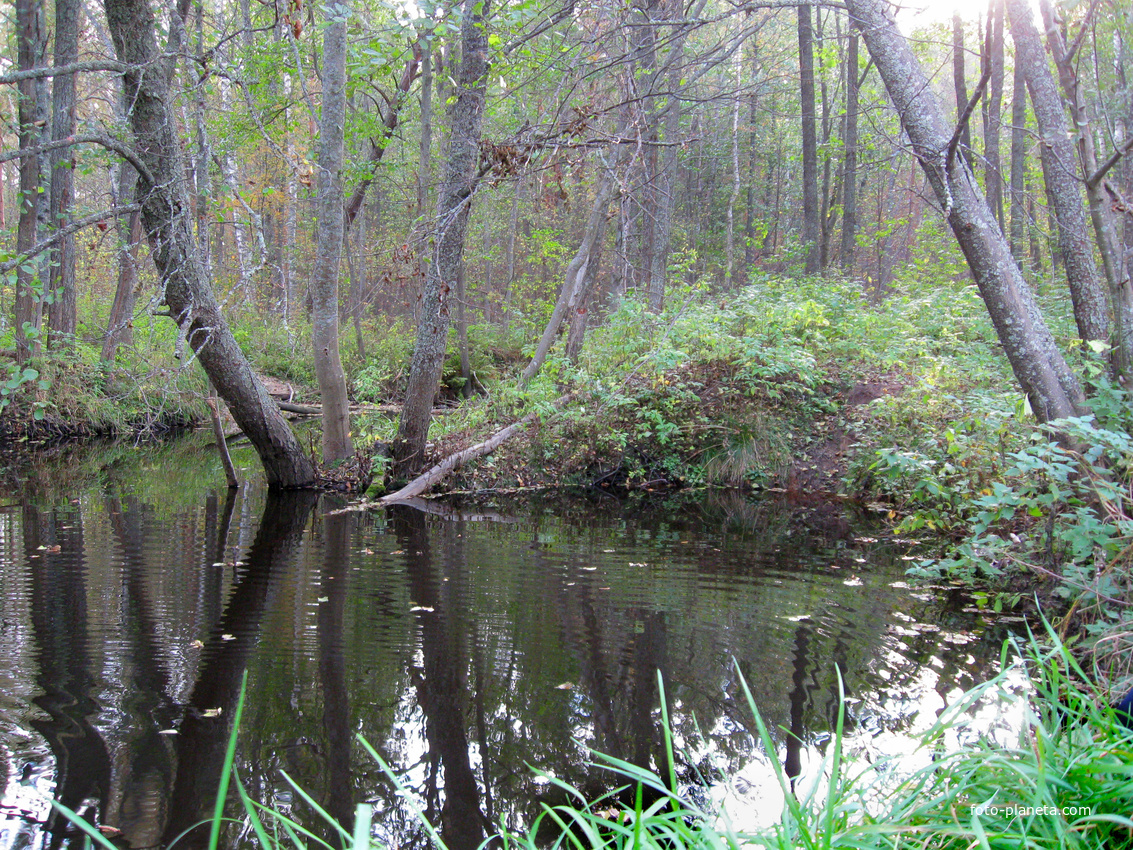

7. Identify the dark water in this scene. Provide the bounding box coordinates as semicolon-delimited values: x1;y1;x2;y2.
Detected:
0;436;1013;849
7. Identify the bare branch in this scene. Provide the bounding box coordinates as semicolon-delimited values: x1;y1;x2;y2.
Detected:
0;58;134;85
0;131;154;186
1088;136;1133;189
1063;0;1101;64
947;64;992;168
0;205;142;276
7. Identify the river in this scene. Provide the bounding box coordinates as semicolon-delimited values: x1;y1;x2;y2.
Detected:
0;434;1018;849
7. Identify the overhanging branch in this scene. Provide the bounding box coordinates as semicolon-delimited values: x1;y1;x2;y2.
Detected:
0;205;142;276
0;59;135;85
0;132;154;187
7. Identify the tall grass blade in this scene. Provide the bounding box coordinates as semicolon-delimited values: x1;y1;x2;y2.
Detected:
208;670;249;850
48;801;121;850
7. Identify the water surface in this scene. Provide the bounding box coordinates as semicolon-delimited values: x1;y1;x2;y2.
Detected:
0;438;1013;849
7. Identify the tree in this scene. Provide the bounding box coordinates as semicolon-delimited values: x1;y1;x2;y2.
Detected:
1006;0;1110;348
310;0;354;464
15;0;48;364
102;0;315;488
520;161;619;387
1007;53;1027;262
843;0;1084;422
983;0;1005;229
46;0;80;342
393;0;492;478
840;30;860;271
1035;0;1133;380
798;2;820;273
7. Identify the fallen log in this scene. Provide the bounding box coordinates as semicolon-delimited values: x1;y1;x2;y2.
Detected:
377;395;572;505
277;400;441;416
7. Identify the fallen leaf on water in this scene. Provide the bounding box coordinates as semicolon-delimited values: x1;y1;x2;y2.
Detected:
201;707;223;718
158;729;178;735
555;682;574;690
389;550;405;555
318;597;329;602
189;639;204;649
410;605;434;613
221;633;236;641
361;548;374;555
98;826;123;838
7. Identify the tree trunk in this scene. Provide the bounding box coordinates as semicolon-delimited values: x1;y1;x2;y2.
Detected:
345;204;367;358
47;0;80;342
1006;0;1110;347
565;232;603;363
103;0;316;488
952;14;973;165
645;0;685;310
15;0;47;364
520;165;617;387
844;0;1084;422
1036;0;1133;380
984;0;1005;229
311;0;354;464
798;2;820;274
101;162;144;364
725;61;741;287
841;30;860;271
1008;55;1028;262
417;36;433;219
393;0;491;478
455;263;472;398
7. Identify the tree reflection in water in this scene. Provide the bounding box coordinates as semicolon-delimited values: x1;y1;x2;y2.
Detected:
0;462;1012;848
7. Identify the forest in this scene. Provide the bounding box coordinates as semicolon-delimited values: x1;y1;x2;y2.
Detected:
4;0;1133;842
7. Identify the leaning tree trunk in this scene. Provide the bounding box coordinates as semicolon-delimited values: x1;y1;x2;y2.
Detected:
103;0;315;488
393;0;491;478
520;164;618;387
1006;0;1111;349
310;0;353;464
844;0;1084;423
